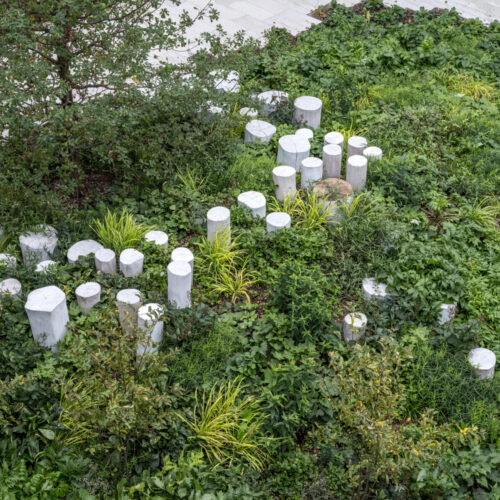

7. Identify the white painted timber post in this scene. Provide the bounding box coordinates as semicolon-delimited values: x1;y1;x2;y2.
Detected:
168;261;192;309
137;303;164;356
294;96;322;129
237;191;267;218
244;120;276;144
207;207;230;242
277;135;310;172
346;155;368;190
468;348;496;379
300;157;323;189
116;288;142;334
272;166;296;202
347;136;367;159
343;312;367;341
323;144;343;178
266;212;291;233
75;282;101;315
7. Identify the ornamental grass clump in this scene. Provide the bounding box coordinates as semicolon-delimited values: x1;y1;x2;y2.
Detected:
91;208;155;254
178;378;269;470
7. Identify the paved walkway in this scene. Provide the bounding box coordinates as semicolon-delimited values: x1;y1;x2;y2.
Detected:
158;0;500;64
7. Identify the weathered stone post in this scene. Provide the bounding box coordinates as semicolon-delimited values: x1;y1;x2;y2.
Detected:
25;286;69;350
277;135;310;172
237;191;267;218
137;303;164;356
322;144;342;178
116;288;142;334
300;157;323;189
67;240;103;264
294;96;322;129
363;146;383;160
0;278;22;299
272;166;297;202
266;212;291;233
346;155;368;190
257;90;289;116
75;282;101;315
95;248;116;274
347;136;367;159
19;225;58;265
324;131;344;152
295;128;314;140
120;249;144;278
468;348;496;379
343;312;367;341
207;207;231;242
362;278;388;301
171;247;194;287
145;230;169;249
244;120;277;144
168;261;192;309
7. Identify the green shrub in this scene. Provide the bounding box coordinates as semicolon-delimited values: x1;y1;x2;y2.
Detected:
270;261;333;342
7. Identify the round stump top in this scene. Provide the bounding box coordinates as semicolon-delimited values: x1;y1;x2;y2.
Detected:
313;178;353;202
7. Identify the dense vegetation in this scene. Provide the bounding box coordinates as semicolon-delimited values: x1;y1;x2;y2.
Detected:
1;0;499;497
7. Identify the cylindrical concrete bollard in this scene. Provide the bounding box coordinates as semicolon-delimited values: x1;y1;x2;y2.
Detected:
137;303;164;356
244;120;277;144
120;249;144;278
343;312;367;341
168;260;192;309
468;348;496;379
362;278;388;301
346;154;368;190
0;253;16;268
257;90;289;116
324;131;344;152
117;288;141;334
266;212;291;233
171;247;194;287
272;166;296;202
35;260;57;274
300;157;323;189
363;146;383;161
0;278;22;299
240;107;258;118
145;230;169;249
347;136;367;159
439;303;457;325
25;286;69;350
277;135;310;172
207;207;230;242
294;96;322;129
237;191;267;218
75;282;101;316
68;239;104;265
322;144;342;178
295;128;314;140
20;225;58;266
95;248;116;274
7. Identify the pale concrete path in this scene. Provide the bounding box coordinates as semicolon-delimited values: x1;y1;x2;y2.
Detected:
157;0;500;64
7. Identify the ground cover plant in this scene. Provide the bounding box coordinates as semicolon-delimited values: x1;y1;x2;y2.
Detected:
0;0;499;497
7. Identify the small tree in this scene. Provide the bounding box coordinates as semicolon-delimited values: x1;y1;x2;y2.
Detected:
0;0;214;111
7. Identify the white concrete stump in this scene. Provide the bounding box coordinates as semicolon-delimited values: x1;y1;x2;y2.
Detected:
257;90;289;116
210;70;239;94
295;128;314;140
300;157;323;189
19;225;58;265
0;253;16;268
67;239;103;264
35;260;57;273
137;303;164;356
363;146;383;161
272;166;296;202
207;207;230;242
244;120;276;144
145;230;169;249
95;248;116;274
322;144;343;178
362;278;388;301
116;288;141;334
0;278;22;299
240;107;258;118
75;282;101;315
439;303;457;325
343;312;367;341
324;131;344;151
120;249;144;278
237;191;266;218
277;135;310;172
266;212;291;233
347;136;368;159
468;348;496;379
346;155;368;190
294;96;322;130
168;261;192;309
171;247;194;286
25;286;69;350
